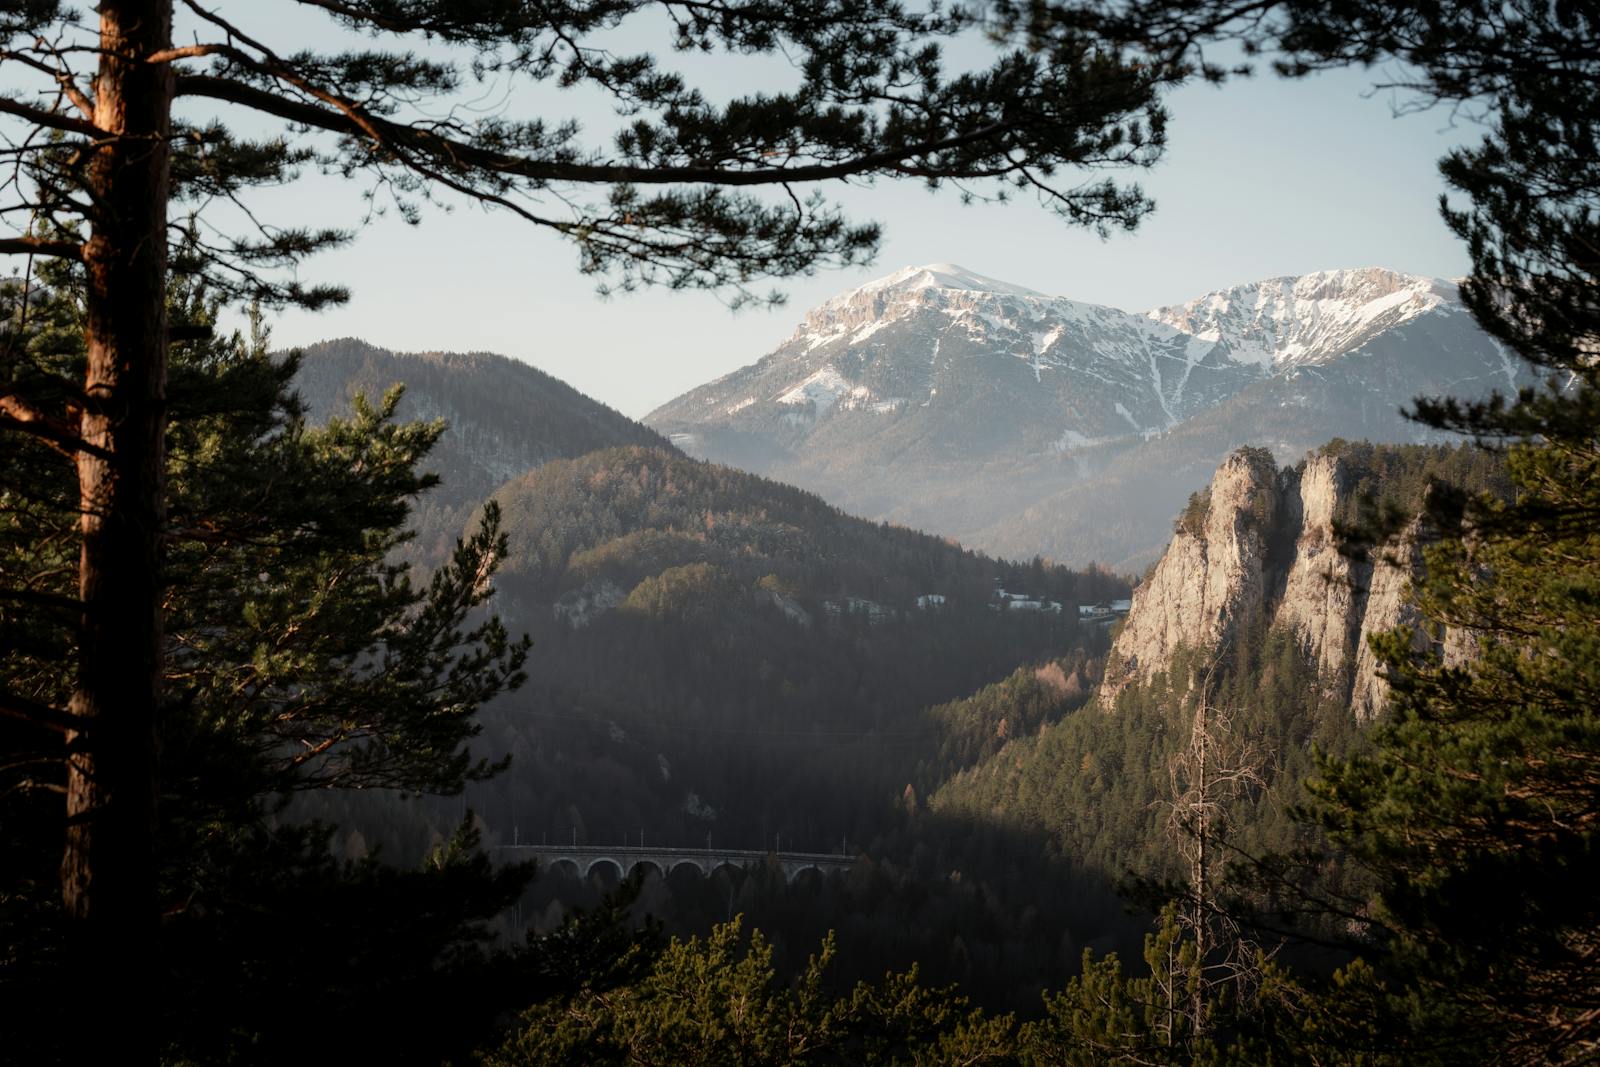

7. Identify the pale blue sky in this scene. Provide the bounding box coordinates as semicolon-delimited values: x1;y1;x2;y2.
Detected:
222;15;1473;417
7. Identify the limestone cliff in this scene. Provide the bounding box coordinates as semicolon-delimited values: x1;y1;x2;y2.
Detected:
1100;448;1289;685
1103;445;1456;719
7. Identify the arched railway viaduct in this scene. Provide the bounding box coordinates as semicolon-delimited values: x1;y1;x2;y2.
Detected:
496;844;856;884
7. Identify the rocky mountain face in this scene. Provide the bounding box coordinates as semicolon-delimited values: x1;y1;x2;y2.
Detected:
647;265;1526;570
1103;445;1478;719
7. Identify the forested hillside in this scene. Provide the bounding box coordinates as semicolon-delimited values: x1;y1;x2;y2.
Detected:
291;339;665;562
492;646;1149;1012
449;445;1127;855
298;444;1140;1006
933;630;1358;883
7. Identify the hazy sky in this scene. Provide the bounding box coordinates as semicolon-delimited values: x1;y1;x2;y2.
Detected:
239;19;1475;418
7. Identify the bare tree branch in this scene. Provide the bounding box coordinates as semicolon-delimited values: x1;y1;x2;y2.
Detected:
0;94;100;137
0;236;84;260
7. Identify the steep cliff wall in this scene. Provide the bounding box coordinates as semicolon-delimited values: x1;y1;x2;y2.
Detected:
1104;446;1459;719
1101;448;1287;686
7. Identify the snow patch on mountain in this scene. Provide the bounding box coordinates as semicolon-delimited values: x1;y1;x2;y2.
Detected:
851;320;889;344
1053;428;1104;452
777;366;850;413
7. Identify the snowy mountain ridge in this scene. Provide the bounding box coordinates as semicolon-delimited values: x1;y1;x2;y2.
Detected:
1147;267;1460;371
660;264;1466;446
646;263;1523;570
794;262;1458;384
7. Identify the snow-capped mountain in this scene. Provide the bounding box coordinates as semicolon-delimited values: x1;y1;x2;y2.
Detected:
1147;268;1463;370
646;264;1526;570
654;262;1258;450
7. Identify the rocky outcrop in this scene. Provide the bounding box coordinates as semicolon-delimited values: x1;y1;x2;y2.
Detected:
1104;446;1453;719
1274;452;1363;680
1102;448;1287;688
1347;530;1424;719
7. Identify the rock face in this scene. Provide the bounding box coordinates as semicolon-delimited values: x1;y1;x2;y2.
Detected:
1104;447;1447;719
1104;449;1287;683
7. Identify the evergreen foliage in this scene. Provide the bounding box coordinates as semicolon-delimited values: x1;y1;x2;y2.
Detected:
482;916;1018;1066
410;444;1127;889
1175;489;1210;538
3;1;1595;1061
931;631;1360;884
0;278;547;1060
918;658;1100;788
1316;437;1510;538
491;445;1119;610
1295;415;1600;1062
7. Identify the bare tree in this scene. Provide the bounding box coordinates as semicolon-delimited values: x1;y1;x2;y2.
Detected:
1163;655;1268;1040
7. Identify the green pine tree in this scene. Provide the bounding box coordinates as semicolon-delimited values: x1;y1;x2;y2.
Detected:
0;270;545;1062
482;915;1016;1066
1005;1;1600;1059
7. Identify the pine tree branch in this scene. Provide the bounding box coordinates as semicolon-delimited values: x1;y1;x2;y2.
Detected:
0;236;84;260
0;587;78;612
173;72;1011;187
0;47;97;120
0;689;80;735
0;392;109;460
0;93;99;137
146;43;236;64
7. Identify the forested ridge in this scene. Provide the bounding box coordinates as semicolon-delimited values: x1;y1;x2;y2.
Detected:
932;632;1356;883
492;445;1114;607
421;443;1125;862
310;442;1140;1007
277;356;1131;900
290;339;667;565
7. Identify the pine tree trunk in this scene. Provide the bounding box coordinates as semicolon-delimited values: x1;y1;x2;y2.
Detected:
60;0;173;983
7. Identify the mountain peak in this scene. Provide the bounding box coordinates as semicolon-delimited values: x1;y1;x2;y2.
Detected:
844;263;1049;301
1147;267;1457;369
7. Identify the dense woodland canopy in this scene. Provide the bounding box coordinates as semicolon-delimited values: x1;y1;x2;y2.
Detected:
332;442;1127;857
0;276;556;1063
973;1;1600;1062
